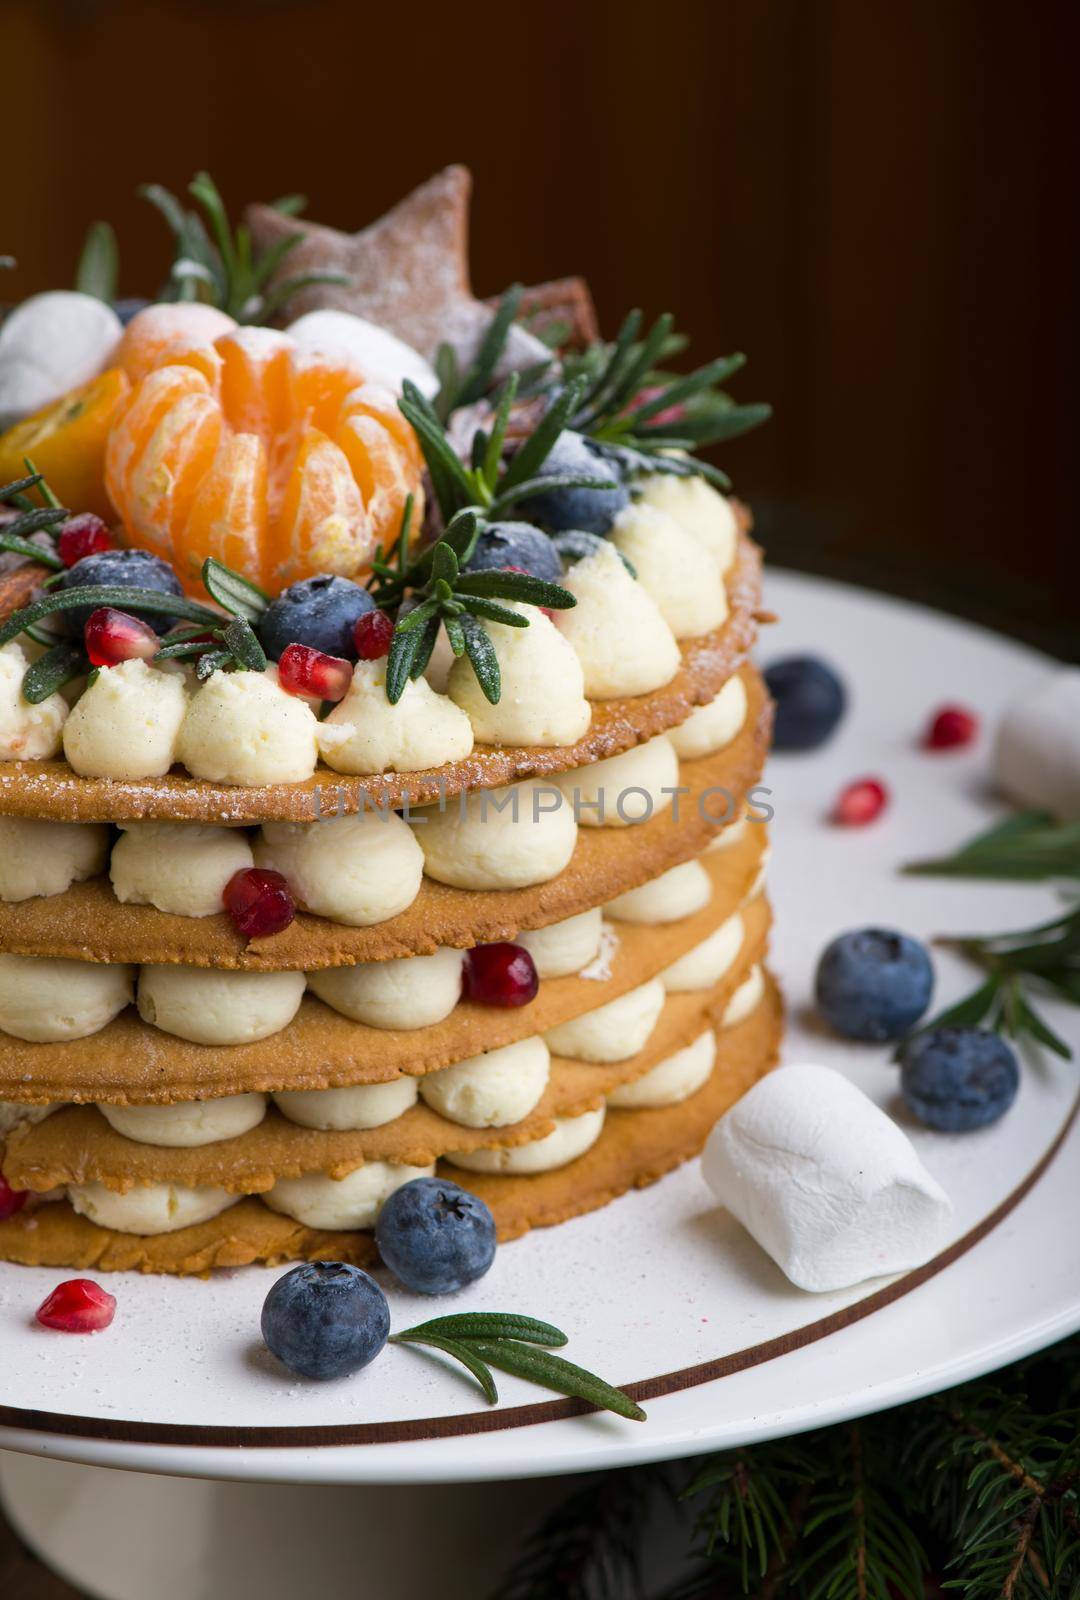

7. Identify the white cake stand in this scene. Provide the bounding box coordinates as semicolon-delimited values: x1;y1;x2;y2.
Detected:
1;570;1076;1600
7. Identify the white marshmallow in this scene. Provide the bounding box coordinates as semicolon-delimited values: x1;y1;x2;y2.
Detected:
0;816;108;902
634;474;739;572
663;912;745;992
176;667;319;786
264;1161;434;1230
606;859;711;923
544;978;665;1063
67;1179;238;1236
994;669;1080;820
415;778;577;890
0;641;67;760
110;822;254;918
137;965;306;1046
447;604;592;747
611;503;727;639
319;658;474;775
63;659;187;779
669;675;748;760
556;734;679;827
308;945;463;1029
286;310;439;398
418;1036;550;1128
273;1077;418;1131
720;963;766;1028
702;1063;954;1291
98;1093;267;1147
0;291;122;430
0;953;133;1042
608;1028;716;1108
517;907;603;978
555;541;680;699
446;1104;605;1175
256;809;424;926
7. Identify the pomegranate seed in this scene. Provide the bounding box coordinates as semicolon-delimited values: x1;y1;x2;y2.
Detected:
924;705;979;750
463;943;539;1008
84;607;159;667
355;610;394;660
277;642;353;701
0;1174;27;1221
36;1278;116;1334
833;777;889;826
58;513;113;566
223;867;296;940
628;384;687;428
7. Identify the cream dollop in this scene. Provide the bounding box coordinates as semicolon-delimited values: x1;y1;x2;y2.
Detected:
544;978;666;1063
608;1029;716;1109
176;667;319;786
67;1180;237;1235
517;907;604;978
256;810;424;926
446;1105;605;1175
98;1093;267;1147
611;503;727;638
662;911;745;992
634;474;739;572
264;1161;434;1230
110;822;254;918
669;675;748;760
415;778;578;890
720;963;766;1028
273;1077;418;1131
0;640;67;760
0;953;134;1042
447;604;592;747
556;734;679;827
418;1036;550;1128
137;965;306;1045
307;945;463;1028
319;658;474;774
606;859;711;923
63;658;187;779
0;816;108;902
555;542;680;699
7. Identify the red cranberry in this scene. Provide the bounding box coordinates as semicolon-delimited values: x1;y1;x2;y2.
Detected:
0;1174;27;1221
36;1278;116;1334
463;943;539;1008
223;867;296;940
58;514;113;567
84;607;159;668
354;610;394;660
924;705;979;750
277;642;353;702
833;777;889;826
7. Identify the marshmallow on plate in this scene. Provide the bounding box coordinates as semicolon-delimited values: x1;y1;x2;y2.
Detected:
0;291;122;430
555;541;680;698
702;1062;953;1291
415;779;577;890
0;816;109;902
256;810;424;926
994;669;1080;820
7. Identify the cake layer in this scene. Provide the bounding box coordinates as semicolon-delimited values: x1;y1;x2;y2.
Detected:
1;936;764;1192
0;976;781;1273
0;669;770;968
0;871;770;1105
0;535;761;825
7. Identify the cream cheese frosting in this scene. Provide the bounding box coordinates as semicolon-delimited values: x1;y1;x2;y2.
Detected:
517;907;604;978
607;1028;716;1108
544;977;665;1063
136;964;306;1046
555;541;680;699
307;945;463;1029
264;1161;435;1230
98;1093;268;1147
67;1180;238;1235
606;859;711;923
662;911;745;992
273;1077;419;1132
668;674;748;760
63;658;187;780
720;962;766;1028
256;810;424;926
0;641;67;761
176;667;319;786
634;474;739;572
610;502;728;638
0;815;109;902
415;778;578;890
446;1104;605;1175
319;658;474;775
447;604;592;747
110;822;254;918
556;734;679;827
418;1036;550;1128
0;953;134;1042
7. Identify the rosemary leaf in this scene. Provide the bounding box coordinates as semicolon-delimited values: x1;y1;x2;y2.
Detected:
458;596;530;628
385;624;425;705
75;221;119;303
0;531;63;570
630;353;748;424
397;1312;568;1347
906;811;1080;881
390;1332;499;1405
4;506;69;542
455;569;576;609
467;1339;646;1422
460;613;500;704
195;648;231;681
444;614;466;656
408;615;440;681
220;616;266;671
201;557;269;622
491;469;618;516
21;641;88;704
0;586;223;650
498;376;588;492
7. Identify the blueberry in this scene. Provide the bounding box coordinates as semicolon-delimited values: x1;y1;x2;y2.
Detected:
58;547;184;637
515;430;629;535
900;1027;1019;1131
815;928;933;1042
259;574;375;660
764;656;847;751
463;522;562;583
375;1177;496;1295
261;1261;390;1380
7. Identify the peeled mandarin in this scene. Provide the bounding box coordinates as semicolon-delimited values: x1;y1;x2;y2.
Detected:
116;305;237;384
0;368;130;521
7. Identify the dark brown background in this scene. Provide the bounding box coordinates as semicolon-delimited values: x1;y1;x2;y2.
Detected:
0;3;1076;1588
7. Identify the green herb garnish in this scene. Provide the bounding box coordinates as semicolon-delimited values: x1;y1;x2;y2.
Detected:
74;221;119;304
906;810;1080;882
390;1312;646;1421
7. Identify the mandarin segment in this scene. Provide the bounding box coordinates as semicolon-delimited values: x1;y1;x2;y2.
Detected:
0;368;130;522
271;427;370;588
116;305;237;384
181;433;269;587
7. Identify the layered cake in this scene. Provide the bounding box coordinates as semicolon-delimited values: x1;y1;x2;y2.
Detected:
0;168;779;1274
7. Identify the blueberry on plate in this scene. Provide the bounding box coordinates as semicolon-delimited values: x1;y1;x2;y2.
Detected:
515;430;629;535
900;1027;1019;1131
259;574;375;660
261;1261;390;1380
463;522;562;583
764;656;847;751
58;547;184;636
375;1177;496;1295
815;928;933;1042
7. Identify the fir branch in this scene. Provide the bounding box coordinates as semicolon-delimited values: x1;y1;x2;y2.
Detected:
488;1468;657;1600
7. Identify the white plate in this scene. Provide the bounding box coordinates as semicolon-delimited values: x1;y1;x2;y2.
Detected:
0;570;1075;1486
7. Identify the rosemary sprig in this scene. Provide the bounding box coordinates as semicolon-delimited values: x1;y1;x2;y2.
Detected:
0;470;67;570
906;810;1080;882
74;221;119;303
139;173;347;323
432;285;553;422
390;1312;646;1422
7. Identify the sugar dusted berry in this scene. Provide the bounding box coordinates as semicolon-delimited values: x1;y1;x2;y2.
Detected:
277;643;352;702
224;867;296;940
924;705;979;750
36;1278;116;1333
261;1261;390;1380
516;430;629;535
354;609;394;660
259;574;375;661
58;513;113;567
0;1174;27;1221
375;1177;496;1295
59;547;184;636
463;522;562;583
463;943;539;1008
833;777;888;826
84;607;160;667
